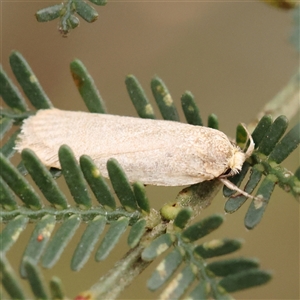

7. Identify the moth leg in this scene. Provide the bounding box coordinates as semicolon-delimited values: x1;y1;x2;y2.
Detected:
219;177;262;201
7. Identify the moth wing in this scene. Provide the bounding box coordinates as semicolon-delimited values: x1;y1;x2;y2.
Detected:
16;109;234;186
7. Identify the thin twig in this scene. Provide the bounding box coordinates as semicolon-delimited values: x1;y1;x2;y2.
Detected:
248;69;300;132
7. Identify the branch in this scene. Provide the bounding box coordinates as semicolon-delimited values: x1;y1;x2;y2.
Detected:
248;69;300;132
78;223;167;300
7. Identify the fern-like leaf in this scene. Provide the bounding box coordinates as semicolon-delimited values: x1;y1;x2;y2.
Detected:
1;51;297;299
35;0;107;36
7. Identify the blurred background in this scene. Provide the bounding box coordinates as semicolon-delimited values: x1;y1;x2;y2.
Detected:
1;1;299;299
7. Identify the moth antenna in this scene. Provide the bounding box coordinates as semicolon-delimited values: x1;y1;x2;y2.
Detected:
240;123;254;158
219;177;262;201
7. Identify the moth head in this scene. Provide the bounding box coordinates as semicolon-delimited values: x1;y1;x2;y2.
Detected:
223;123;254;178
227;147;246;176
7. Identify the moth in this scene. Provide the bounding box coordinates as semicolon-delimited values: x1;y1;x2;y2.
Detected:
16;109;254;197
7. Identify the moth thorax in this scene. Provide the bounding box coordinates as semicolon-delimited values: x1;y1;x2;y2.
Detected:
228;148;246;175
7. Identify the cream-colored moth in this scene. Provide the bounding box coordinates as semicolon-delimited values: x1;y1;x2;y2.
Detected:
16;109;254;197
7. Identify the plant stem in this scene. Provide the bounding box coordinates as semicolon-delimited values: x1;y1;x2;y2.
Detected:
248;68;300;132
84;223;167;300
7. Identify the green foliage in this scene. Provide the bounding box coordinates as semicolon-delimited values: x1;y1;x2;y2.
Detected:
107;158;138;212
223;115;300;228
9;51;53;109
49;277;65;300
207;113;219;129
0;216;28;253
145;214;271;299
71;215;106;270
181;91;203;126
0;51;298;299
24;257;50;299
132;182;150;214
0;256;29;299
21;149;69;210
41;215;81;268
70;60;106;113
80;155;116;210
151;76;180;121
59;145;93;209
35;0;107;36
0;153;42;210
125;75;156;119
127;219;147;248
0;65;27;112
96;217;129;261
194;238;243;258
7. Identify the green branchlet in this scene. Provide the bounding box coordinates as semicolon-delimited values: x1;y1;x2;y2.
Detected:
35;0;107;36
0;51;298;299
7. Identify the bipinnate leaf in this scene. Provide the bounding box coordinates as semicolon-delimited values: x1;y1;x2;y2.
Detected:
0;59;289;299
70;59;106;113
74;0;98;23
224;165;262;213
0;177;18;210
71;216;106;271
50;276;65;300
0;153;42;210
235;124;248;146
9;51;52;109
182;214;224;243
244;174;277;229
251;115;272;148
0;129;20;158
21;148;69;210
35;4;63;22
80;155;116;210
188;282;209;300
42;215;81;268
0;256;27;300
181;91;203;126
207;113;219;129
107;158;138;211
23;257;50;299
0;215;29;253
218;269;272;292
151;76;179;121
142;233;175;261
20;215;56;278
59;145;92;209
194;238;243;259
159;264;195;300
125;75;155;119
35;0;107;36
127;219;147;248
147;247;183;291
133;181;150;214
0;117;13;140
95;217;129;261
0;66;27;111
268;122;300;164
258;115;288;156
206;257;259;277
173;207;193;230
